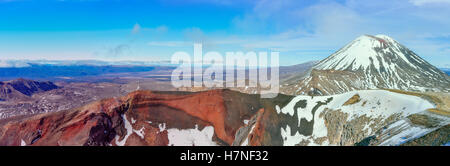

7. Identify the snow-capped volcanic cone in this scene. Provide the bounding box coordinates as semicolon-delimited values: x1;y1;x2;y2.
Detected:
281;34;450;95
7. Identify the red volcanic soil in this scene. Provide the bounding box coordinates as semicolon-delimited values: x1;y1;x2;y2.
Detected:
0;89;262;146
248;109;266;146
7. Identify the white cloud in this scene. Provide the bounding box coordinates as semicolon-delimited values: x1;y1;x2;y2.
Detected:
183;27;206;43
229;1;374;56
226;0;450;66
409;0;450;6
131;23;168;34
147;41;191;47
152;25;168;33
0;60;30;68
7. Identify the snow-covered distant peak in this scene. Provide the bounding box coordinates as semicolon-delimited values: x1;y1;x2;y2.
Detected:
374;34;394;40
290;34;450;94
314;34;425;72
315;35;387;71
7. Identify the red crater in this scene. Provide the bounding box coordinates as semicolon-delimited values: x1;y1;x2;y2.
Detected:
0;89;261;146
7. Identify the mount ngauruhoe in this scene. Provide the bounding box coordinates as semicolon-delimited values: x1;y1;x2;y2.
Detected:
281;34;450;95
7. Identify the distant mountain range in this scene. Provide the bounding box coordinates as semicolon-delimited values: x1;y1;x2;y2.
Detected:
0;78;58;101
0;64;158;81
0;59;175;68
441;68;450;75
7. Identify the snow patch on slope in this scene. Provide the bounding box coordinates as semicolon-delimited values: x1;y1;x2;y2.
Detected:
115;114;133;146
167;125;217;146
278;90;435;146
21;139;27;146
241;123;257;146
377;112;450;146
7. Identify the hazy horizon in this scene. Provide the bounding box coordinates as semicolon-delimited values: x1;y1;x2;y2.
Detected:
1;0;450;67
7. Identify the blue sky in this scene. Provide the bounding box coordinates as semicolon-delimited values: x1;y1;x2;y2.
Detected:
0;0;449;67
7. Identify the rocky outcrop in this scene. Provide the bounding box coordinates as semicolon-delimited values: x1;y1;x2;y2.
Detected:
0;78;58;101
320;108;402;145
281;69;363;96
342;94;361;106
401;124;450;146
232;108;267;146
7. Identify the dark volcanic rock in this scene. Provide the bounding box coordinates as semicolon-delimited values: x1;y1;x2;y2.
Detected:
9;78;58;96
0;78;58;100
